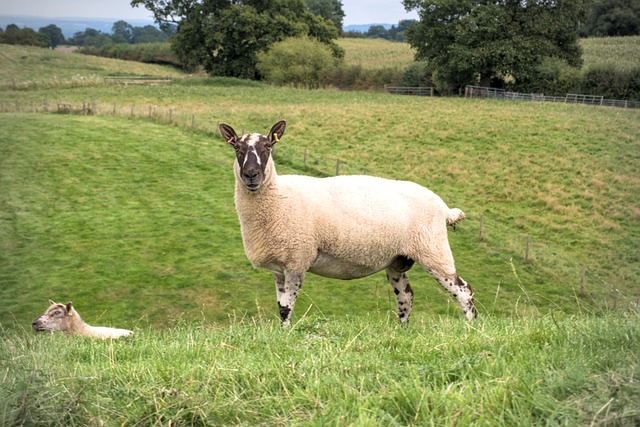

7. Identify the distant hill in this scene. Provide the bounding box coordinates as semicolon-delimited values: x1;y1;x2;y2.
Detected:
1;15;393;37
343;23;394;33
0;15;158;38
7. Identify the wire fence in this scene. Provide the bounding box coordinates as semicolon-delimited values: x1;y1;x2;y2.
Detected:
464;85;640;109
1;97;638;313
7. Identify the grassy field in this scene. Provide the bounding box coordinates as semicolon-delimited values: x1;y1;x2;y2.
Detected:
0;44;184;90
1;41;639;427
1;85;639;329
1;313;639;426
337;38;415;70
580;36;640;71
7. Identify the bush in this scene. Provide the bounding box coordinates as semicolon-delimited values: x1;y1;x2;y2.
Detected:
398;61;434;87
582;64;640;100
526;57;583;96
256;37;340;88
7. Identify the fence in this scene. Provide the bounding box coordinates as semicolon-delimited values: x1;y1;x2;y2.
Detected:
464;85;640;109
1;97;638;312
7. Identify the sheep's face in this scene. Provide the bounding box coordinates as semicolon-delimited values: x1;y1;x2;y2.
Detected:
32;300;73;333
219;121;286;192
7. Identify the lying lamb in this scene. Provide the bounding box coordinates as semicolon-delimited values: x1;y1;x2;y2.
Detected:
32;300;132;339
219;120;477;326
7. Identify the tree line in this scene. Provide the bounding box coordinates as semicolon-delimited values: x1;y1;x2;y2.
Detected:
0;20;175;48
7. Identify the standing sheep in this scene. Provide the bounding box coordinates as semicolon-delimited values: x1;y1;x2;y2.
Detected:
32;300;132;339
219;120;476;326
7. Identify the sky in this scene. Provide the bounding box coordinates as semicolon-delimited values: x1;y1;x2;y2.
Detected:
0;0;419;26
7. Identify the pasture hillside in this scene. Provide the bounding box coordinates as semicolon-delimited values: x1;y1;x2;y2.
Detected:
0;79;639;329
0;43;184;90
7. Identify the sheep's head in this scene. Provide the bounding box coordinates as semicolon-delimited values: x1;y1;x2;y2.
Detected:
32;300;74;333
219;120;286;192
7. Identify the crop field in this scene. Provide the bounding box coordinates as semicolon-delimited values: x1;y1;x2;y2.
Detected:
337;38;415;69
580;36;640;70
1;43;639;425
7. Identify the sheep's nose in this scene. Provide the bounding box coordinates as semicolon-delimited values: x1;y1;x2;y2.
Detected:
244;170;259;180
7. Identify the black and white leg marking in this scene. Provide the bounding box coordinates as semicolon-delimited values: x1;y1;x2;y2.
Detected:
274;271;303;326
435;273;476;320
386;269;414;323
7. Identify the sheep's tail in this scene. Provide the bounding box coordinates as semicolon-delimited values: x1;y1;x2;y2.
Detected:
446;208;466;227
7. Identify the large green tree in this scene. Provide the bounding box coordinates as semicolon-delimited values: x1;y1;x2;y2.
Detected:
38;24;65;48
403;0;588;91
586;0;640;36
131;0;342;78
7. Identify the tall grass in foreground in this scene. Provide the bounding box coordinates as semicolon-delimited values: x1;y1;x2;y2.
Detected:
1;312;638;426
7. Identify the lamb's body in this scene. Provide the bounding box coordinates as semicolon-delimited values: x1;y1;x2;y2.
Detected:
32;300;132;339
220;120;476;325
238;174;457;280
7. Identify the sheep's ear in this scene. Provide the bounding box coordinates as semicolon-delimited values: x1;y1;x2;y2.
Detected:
65;302;73;313
268;120;286;146
219;123;238;146
48;300;55;306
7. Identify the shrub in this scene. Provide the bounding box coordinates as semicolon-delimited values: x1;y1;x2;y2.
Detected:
256;37;340;88
582;64;640;100
527;57;583;96
398;61;434;87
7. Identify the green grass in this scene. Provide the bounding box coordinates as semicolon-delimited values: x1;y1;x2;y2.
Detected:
1;312;638;426
580;36;640;71
0;43;184;89
1;91;639;329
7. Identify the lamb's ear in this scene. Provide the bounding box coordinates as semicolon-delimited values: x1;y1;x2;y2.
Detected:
48;300;55;306
268;120;286;146
65;302;73;313
219;123;238;146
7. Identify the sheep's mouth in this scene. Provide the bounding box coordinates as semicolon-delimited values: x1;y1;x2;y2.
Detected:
244;182;261;191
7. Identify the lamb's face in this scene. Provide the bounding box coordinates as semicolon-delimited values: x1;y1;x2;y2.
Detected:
219;120;286;192
233;133;273;191
32;300;72;332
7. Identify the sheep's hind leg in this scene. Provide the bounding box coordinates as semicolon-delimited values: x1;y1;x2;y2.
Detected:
386;256;415;323
427;268;476;320
273;271;303;326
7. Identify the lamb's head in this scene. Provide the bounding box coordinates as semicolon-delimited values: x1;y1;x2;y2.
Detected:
219;120;286;192
32;300;74;333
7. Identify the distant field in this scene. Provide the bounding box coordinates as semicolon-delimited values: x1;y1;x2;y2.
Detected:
0;43;184;89
580;36;640;70
338;36;640;72
337;38;415;69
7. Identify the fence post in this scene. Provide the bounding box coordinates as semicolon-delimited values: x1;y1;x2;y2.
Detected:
130;104;135;117
580;267;586;296
336;159;340;176
303;148;307;170
478;215;484;241
524;236;531;262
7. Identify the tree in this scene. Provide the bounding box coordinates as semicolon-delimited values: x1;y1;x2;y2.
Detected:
403;0;588;92
305;0;345;32
68;28;112;47
2;24;49;47
38;24;65;48
112;20;135;43
131;0;342;78
132;25;169;43
586;0;640;36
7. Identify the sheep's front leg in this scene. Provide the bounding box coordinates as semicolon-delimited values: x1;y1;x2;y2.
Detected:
273;271;303;326
386;268;414;323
